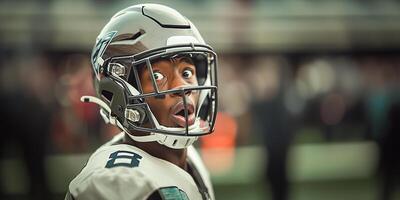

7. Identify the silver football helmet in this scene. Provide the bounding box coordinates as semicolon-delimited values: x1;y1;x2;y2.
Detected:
83;4;218;149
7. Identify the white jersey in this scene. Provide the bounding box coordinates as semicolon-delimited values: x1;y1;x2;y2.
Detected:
66;133;215;200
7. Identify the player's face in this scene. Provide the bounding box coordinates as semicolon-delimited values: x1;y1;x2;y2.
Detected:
139;56;199;128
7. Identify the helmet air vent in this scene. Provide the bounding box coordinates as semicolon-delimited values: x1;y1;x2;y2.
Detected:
112;29;146;43
130;29;145;41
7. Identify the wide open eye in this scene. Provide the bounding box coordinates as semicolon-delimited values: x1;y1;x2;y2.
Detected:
182;69;194;79
153;72;165;81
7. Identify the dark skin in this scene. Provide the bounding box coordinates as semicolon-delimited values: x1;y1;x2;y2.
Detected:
123;57;199;170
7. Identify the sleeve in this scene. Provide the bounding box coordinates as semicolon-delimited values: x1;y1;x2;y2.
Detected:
68;167;156;200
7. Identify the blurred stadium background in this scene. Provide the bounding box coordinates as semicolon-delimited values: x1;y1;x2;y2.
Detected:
1;0;400;200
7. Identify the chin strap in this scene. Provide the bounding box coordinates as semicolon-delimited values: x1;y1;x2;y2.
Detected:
80;95;198;149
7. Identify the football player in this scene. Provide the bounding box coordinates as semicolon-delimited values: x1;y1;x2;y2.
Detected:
65;3;218;200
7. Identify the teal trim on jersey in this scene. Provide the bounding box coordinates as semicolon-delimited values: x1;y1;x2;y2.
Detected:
159;187;189;200
105;150;142;168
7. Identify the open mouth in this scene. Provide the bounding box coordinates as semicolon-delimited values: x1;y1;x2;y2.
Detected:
170;101;196;128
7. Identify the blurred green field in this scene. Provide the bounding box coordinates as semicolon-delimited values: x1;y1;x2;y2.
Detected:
1;142;399;200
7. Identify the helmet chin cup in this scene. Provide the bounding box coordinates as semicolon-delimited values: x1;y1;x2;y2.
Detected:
158;135;198;149
127;117;203;149
126;132;198;149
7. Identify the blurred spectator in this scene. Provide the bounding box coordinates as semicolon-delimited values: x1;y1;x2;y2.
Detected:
200;112;238;173
217;54;253;144
52;54;118;153
378;100;400;200
0;92;52;200
0;56;53;199
360;55;400;200
247;56;295;200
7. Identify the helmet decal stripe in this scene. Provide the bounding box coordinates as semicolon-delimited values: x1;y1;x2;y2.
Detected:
91;31;117;76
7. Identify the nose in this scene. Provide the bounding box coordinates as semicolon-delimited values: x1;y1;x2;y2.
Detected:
169;75;192;97
170;88;192;97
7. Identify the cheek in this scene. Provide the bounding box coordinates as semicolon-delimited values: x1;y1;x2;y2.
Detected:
141;80;153;93
192;77;199;86
190;92;200;104
146;98;169;122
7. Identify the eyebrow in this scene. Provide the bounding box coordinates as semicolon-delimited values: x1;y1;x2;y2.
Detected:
141;56;194;74
179;57;194;65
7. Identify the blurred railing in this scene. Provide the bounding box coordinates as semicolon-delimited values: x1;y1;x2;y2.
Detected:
1;0;400;52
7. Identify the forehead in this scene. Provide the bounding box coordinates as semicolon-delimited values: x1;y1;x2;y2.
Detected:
151;56;194;68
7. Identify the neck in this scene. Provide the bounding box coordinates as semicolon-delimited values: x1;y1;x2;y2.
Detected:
123;134;188;170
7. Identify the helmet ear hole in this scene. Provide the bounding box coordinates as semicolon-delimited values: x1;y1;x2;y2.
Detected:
101;90;114;102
